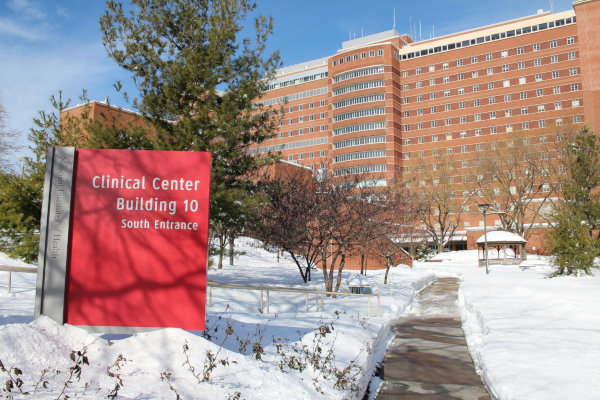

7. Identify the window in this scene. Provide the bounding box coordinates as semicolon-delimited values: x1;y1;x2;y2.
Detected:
571;83;580;91
404;124;410;132
556;118;563;126
540;135;547;144
403;111;410;118
570;67;578;76
432;134;438;142
474;99;480;107
519;76;526;85
462;160;468;168
503;79;510;87
418;136;424;144
457;59;463;66
521;106;528;115
288;155;293;161
402;71;409;77
538;104;545;112
523;121;529;130
445;104;452;111
309;151;314;158
486;53;493;61
490;141;496;150
474;113;481;121
518;61;525;70
567;36;575;45
501;50;508;58
572;99;580;107
416;81;422;88
457;73;464;81
444;90;450;97
553;86;561;94
289;118;294;124
533;43;540;51
442;62;449;69
289;130;293;136
490;111;496;119
298;128;303;134
505;109;512;117
487;67;494;75
298;153;304;160
430;78;436;86
471;56;478;63
460;116;466;123
550;40;557;48
551;55;558;63
429;65;435;72
320;100;325;107
488;82;494;90
490;126;497;134
535;73;542;82
320;112;325;119
460;130;467;138
555;101;562;110
475;128;482;136
298;116;304;123
476;143;482;151
504;94;511;102
417;108;423;116
502;64;509;72
404;138;410;145
534;58;542;67
403;97;409;104
472;70;479;78
447;147;453;155
446;132;453;140
574;115;582;123
278;131;283;138
369;50;375;57
537;88;544;97
446;118;452;125
431;106;437;113
417;94;423;102
443;76;450;83
320;125;325;131
309;114;314;121
506;124;513;132
473;85;479;92
309;126;314;133
520;91;527;99
346;56;351;63
489;96;496;105
361;52;367;59
415;67;421;75
461;145;467;153
552;70;560;79
459;101;465;109
309;102;314;109
418;150;424;158
378;49;384;56
517;46;524;54
431;92;437;99
352;54;358;61
299;104;304;111
320;150;325;157
417;122;423;130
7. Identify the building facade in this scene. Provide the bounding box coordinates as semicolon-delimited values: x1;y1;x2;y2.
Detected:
253;0;600;252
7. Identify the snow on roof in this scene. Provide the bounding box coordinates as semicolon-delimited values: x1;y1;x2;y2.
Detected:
476;230;527;244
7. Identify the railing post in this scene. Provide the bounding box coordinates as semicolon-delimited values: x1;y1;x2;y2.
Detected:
266;290;270;314
368;296;371;318
321;293;324;312
377;296;381;317
209;286;212;307
7;271;11;294
260;290;263;312
306;293;309;312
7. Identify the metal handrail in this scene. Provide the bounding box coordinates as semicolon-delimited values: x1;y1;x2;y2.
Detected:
0;265;37;294
207;280;381;317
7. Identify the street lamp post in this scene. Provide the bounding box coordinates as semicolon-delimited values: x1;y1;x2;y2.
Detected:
478;203;491;275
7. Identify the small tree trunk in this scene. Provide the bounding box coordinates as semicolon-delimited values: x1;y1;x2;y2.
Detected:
217;233;225;269
384;266;390;284
228;235;234;265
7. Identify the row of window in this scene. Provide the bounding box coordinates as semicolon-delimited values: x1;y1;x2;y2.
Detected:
284;113;326;125
286;99;327;113
250;136;329;155
332;49;384;67
333;107;385;123
333;66;384;83
403;57;578;92
403;98;581;132
287;150;327;161
401;35;576;79
395;15;576;62
332;79;384;96
333;121;386;136
403;66;579;105
333;135;386;149
333;93;385;110
258;88;328;107
267;72;328;91
334;149;386;163
278;125;327;137
333;164;387;176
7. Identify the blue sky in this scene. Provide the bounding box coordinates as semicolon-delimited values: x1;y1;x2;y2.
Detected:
0;0;576;162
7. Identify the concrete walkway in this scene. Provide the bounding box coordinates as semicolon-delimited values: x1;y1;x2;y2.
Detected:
375;278;491;400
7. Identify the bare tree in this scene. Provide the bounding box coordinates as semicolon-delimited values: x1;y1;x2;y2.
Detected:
0;102;19;171
476;130;560;239
406;153;476;253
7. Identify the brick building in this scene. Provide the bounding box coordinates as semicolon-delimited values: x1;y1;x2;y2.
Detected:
252;0;600;253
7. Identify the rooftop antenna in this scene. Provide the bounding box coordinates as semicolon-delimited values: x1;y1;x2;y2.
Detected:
550;0;554;12
362;28;364;37
419;19;422;40
349;30;352;40
393;7;396;30
433;24;435;38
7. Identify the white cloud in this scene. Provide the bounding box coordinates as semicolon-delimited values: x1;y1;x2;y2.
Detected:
0;17;44;41
7;0;46;21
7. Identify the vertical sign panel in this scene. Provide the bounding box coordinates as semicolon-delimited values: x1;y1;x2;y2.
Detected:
65;149;211;330
35;146;76;323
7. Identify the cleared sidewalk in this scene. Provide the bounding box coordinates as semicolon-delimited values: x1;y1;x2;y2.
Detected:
376;278;491;399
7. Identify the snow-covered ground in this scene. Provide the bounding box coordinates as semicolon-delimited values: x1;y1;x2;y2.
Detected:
1;240;599;399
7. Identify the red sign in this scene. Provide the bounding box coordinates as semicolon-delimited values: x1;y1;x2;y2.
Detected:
65;149;211;330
